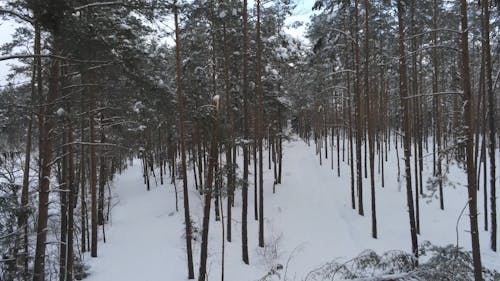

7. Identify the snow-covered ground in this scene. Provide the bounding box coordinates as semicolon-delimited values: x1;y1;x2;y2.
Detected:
84;138;499;281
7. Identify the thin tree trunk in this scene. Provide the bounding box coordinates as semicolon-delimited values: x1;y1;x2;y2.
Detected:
221;11;233;243
19;20;39;280
460;0;483;279
219;188;225;281
482;0;497;253
197;131;203;194
198;103;220;281
33;29;61;281
363;0;376;238
431;0;443;210
410;0;420;235
59;119;68;281
80;89;87;253
89;68;98;258
396;0;418;265
256;0;265;248
98;128;106;226
278;110;283;184
348;71;355;210
174;2;195;278
354;0;363;217
66;113;74;281
254;124;258;221
241;0;250;264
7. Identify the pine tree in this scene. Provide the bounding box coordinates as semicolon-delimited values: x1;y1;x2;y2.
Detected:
460;0;483;279
396;0;418;266
173;1;195;278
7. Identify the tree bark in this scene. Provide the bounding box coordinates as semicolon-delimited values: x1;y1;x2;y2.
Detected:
363;0;376;239
174;2;195;278
396;0;418;265
353;0;364;217
256;0;265;248
459;0;483;279
432;0;444;211
19;20;39;281
33;29;61;281
98;127;106;226
221;8;233;243
89;66;98;258
198;105;220;281
59;112;68;281
66;112;75;281
410;0;420;235
241;0;250;265
482;0;497;253
80;86;87;253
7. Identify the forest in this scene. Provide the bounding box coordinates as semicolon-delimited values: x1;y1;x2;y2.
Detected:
0;0;499;280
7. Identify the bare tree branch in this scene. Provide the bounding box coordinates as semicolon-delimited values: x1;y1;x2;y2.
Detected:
403;91;463;100
0;8;33;24
0;54;111;64
73;1;130;11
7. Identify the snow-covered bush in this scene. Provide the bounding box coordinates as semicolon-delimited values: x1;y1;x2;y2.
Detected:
256;232;284;270
415;243;500;281
302;244;500;281
0;182;21;281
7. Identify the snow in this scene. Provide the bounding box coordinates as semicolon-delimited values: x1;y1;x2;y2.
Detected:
132;101;144;113
276;46;289;60
213;94;220;110
84;137;499;281
84;161;187;281
119;23;131;30
56;107;65;117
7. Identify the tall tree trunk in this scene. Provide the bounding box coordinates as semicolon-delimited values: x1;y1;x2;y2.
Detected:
98;127;106;226
363;0;376;238
396;0;418;265
256;0;265;248
241;0;250;265
59;110;68;281
410;0;420;235
198;99;220;281
353;0;364;216
19;20;40;281
80;88;87;253
33;30;61;281
482;0;497;253
459;0;483;279
254;123;258;221
348;71;355;210
278;109;283;184
174;2;195;278
89;68;98;258
221;9;233;243
66;113;74;281
432;0;444;210
197;131;204;194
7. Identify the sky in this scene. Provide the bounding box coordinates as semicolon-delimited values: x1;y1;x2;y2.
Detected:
285;0;316;41
0;0;316;85
0;20;19;88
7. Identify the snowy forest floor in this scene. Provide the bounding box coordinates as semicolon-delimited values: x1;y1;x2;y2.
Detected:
84;137;500;281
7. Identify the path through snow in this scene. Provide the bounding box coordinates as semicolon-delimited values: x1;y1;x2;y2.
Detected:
84;139;499;281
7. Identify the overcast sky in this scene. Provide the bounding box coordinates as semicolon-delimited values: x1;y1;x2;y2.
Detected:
285;0;316;41
0;0;316;86
0;20;20;88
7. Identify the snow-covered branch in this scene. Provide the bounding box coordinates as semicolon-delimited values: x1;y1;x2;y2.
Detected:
0;54;111;64
73;1;129;11
0;8;33;24
402;91;463;100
